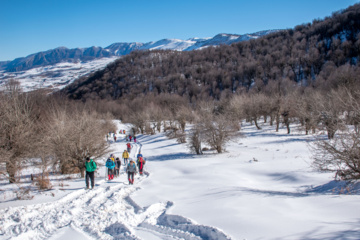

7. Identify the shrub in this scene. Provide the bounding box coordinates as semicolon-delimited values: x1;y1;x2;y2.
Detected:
35;173;52;190
312;130;360;180
15;187;33;200
176;133;187;144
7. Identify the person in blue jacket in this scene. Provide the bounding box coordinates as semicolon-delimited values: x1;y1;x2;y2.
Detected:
105;157;116;180
136;151;143;169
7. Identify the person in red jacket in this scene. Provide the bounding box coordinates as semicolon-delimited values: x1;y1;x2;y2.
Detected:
126;142;131;153
138;157;146;175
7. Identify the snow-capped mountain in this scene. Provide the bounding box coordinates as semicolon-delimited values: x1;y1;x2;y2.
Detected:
104;42;145;56
0;30;279;92
0;57;118;92
3;46;113;72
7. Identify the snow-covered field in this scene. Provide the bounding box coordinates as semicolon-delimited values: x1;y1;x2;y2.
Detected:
1;121;360;240
0;57;118;92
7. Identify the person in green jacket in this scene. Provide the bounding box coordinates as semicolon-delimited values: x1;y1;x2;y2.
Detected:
85;157;97;189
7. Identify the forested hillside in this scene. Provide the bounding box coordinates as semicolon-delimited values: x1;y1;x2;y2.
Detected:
63;3;360;102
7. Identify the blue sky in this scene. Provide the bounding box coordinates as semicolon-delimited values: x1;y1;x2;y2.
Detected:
0;0;359;61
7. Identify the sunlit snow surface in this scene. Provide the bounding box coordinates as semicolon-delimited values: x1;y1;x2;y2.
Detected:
1;121;360;240
0;57;119;92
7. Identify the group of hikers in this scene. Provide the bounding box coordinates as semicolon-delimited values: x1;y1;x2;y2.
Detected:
85;131;146;189
105;150;146;184
106;130;137;144
126;134;136;142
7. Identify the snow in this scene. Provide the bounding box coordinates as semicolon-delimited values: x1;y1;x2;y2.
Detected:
0;57;119;92
1;120;360;239
141;39;197;51
48;226;92;240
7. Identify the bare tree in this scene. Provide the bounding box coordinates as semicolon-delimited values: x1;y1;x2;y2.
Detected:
128;111;147;134
188;123;203;155
196;102;236;153
312;130;360;180
280;92;298;134
295;91;318;135
175;106;194;132
45;108;114;177
313;90;343;139
0;81;37;183
311;89;360;180
148;103;165;133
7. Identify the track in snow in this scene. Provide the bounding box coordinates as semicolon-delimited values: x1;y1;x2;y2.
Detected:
0;142;232;240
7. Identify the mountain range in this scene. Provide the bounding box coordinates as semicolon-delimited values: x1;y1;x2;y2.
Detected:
0;30;278;73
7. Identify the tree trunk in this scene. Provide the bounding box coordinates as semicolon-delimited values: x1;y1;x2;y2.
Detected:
157;121;161;133
276;113;280;132
284;116;290;134
80;168;85;178
6;161;17;183
305;118;310;135
327;128;336;139
163;120;167;131
180;121;186;133
300;118;305;126
286;122;291;134
254;118;262;130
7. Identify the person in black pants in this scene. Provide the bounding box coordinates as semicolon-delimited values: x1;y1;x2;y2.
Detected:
85;157;97;189
115;157;121;177
126;160;137;184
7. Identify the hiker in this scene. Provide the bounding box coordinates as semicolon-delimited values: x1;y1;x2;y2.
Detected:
115;157;121;177
114;133;117;142
134;135;137;143
122;149;129;165
126;142;131;153
138;157;146;175
85;157;97;189
126;160;137;185
105;157;116;180
136;151;143;169
129;135;132;142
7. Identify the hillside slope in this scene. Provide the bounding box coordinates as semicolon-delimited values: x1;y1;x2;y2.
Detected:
63;4;360;102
